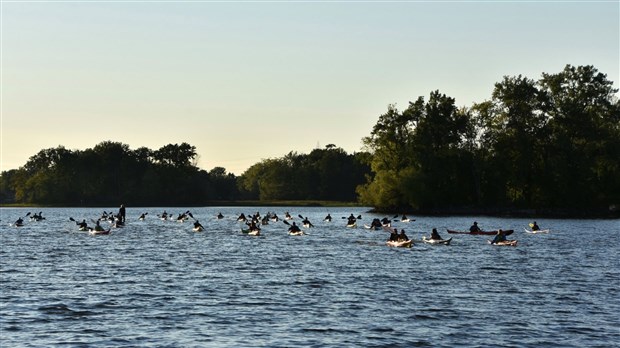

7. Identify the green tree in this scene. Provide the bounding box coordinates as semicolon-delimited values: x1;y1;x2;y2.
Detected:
539;64;620;208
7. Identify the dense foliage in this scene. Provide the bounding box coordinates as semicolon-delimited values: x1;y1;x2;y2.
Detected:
358;65;620;214
2;64;618;214
0;142;369;206
0;142;238;206
237;145;370;201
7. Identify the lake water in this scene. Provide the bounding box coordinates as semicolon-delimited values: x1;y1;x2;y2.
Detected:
1;207;619;347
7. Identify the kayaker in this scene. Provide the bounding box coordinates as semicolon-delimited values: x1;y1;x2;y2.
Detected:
194;220;204;230
430;228;442;240
237;213;246;221
491;229;507;244
371;218;382;228
388;228;399;242
14;217;24;226
77;219;88;229
288;222;301;233
217;212;224;219
302;217;314;228
531;221;540;231
248;220;260;232
401;214;408;221
398;229;409;242
347;214;357;226
324;214;332;222
94;220;105;232
470;221;481;233
139;213;147;220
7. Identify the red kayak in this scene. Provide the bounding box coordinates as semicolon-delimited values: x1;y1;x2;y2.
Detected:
447;229;514;236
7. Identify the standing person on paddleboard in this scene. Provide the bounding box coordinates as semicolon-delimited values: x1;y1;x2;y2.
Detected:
118;204;126;223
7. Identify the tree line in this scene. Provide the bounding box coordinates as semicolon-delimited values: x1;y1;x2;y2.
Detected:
0;142;369;206
358;65;619;215
1;64;618;215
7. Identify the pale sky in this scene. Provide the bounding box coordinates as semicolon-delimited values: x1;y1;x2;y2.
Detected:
1;0;618;175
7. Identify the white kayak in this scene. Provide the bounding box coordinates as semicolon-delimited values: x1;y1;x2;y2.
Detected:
524;228;550;234
363;224;381;230
422;236;452;245
386;240;413;248
488;240;518;246
193;226;204;232
288;230;305;236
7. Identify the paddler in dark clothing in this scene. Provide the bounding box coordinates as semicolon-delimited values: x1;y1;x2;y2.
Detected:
347;214;357;226
430;228;442;240
118;204;126;223
389;228;399;242
77;219;88;230
248;220;260;232
216;212;224;219
371;218;382;228
324;214;332;222
302;217;314;228
491;229;507;244
398;229;409;242
531;221;540;231
194;220;204;230
470;221;481;233
288;222;301;233
93;220;105;232
380;217;390;226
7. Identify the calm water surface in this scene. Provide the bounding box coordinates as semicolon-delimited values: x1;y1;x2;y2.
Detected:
1;207;619;347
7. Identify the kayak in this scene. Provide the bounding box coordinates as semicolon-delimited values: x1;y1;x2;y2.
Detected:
386;240;413;248
193;226;204;232
302;223;313;228
288;230;305;236
364;224;382;230
524;228;550;234
346;223;357;228
422;237;452;245
447;229;514;236
488;240;517;246
89;229;111;235
242;228;260;236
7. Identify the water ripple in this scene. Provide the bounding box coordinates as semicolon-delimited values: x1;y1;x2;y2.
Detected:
1;207;619;347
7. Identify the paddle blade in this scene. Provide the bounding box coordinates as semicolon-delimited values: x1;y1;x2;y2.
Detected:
69;217;75;221
282;220;290;225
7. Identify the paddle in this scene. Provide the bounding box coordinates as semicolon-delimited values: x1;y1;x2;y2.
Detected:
298;214;304;219
282;220;290;226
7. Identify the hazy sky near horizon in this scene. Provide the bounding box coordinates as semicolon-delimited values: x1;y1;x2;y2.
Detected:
1;0;618;175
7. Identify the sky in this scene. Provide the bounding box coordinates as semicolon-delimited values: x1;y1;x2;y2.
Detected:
1;0;618;175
